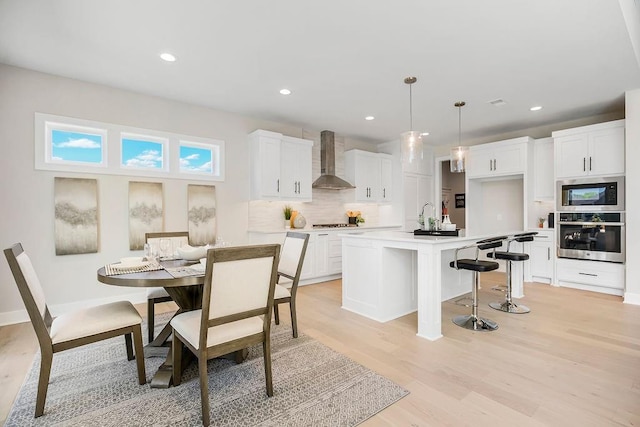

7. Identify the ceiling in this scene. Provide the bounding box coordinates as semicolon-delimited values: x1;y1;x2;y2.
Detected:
1;0;639;146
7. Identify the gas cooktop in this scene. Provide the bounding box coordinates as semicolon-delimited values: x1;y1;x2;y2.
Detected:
312;223;357;228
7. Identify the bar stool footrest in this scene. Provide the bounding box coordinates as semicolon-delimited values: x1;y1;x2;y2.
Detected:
489;301;530;314
452;315;499;331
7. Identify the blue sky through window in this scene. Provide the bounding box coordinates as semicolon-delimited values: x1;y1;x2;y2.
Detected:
51;129;103;163
180;144;214;174
122;137;164;169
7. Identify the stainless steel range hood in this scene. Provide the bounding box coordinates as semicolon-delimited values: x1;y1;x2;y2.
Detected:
312;130;355;190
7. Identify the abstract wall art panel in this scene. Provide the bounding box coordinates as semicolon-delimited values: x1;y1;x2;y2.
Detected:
54;177;99;255
129;181;163;250
188;184;216;246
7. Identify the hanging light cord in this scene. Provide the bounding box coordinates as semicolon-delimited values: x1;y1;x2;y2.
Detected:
409;83;413;131
458;104;461;145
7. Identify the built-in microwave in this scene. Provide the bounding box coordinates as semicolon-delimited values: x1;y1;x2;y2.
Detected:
556;176;624;212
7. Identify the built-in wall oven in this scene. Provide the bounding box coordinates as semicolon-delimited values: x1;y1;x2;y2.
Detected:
557;212;625;263
557;176;624;211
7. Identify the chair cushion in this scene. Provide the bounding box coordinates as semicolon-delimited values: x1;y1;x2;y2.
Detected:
50;301;142;344
147;287;170;299
487;251;529;262
449;259;500;272
274;284;291;300
171;309;263;351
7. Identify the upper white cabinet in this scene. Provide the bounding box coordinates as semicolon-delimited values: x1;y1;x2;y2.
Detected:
249;130;313;201
466;137;529;179
345;150;393;203
533;137;554;201
553;120;625;179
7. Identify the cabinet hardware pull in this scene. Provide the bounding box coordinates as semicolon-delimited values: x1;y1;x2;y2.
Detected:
383;188;386;198
277;179;280;193
578;272;597;277
589;157;592;171
547;248;550;260
494;159;497;170
319;233;328;236
489;159;492;171
583;157;586;172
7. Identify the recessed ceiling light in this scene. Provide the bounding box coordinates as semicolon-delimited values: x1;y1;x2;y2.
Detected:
365;116;375;121
530;106;543;111
421;132;429;136
159;52;176;62
279;89;291;95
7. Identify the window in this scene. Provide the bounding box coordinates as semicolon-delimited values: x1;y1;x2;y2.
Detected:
35;113;225;181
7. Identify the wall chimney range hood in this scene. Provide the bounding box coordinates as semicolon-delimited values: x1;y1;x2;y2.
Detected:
312;130;356;190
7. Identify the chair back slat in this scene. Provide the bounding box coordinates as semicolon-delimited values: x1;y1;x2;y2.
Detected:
200;244;280;347
145;232;189;255
477;236;508;251
278;232;309;279
4;243;53;348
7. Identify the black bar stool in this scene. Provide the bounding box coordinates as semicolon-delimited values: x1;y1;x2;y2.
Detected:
450;236;507;331
487;231;538;314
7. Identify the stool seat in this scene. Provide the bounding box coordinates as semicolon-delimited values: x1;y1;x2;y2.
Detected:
487;251;529;262
450;259;500;272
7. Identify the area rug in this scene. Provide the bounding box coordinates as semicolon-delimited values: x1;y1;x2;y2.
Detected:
5;314;408;426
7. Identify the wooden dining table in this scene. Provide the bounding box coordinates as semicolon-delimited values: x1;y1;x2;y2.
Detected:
97;259;205;388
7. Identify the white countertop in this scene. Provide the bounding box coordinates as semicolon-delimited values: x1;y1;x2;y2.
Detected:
247;225;402;234
339;230;525;245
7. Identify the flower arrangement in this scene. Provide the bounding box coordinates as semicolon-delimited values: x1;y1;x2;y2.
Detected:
347;210;365;225
283;205;293;220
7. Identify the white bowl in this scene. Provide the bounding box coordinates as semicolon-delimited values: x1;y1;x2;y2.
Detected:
199;258;206;266
443;223;457;231
176;245;209;261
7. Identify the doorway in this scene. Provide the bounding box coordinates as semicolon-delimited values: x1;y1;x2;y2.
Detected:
435;156;466;230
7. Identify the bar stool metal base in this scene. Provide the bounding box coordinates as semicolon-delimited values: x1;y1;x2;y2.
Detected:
488;301;530;314
452;315;499;331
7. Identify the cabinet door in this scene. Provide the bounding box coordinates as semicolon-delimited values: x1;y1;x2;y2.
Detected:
300;236;315;280
530;240;552;280
493;143;525;175
315;233;329;277
255;136;282;199
555;134;590;179
534;138;554;200
588;127;625;176
379;157;393;202
465;147;494;178
352;152;379;202
280;138;313;201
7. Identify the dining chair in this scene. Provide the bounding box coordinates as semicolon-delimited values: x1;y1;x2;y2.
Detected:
3;243;146;418
171;244;280;427
273;231;309;338
145;231;189;342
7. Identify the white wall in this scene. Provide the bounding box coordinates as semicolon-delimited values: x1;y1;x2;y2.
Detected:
0;64;357;323
625;88;640;304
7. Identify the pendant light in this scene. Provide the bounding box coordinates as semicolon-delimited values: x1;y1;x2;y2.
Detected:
401;77;423;164
450;101;468;173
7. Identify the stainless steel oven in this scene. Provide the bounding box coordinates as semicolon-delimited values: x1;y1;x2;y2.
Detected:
557;176;624;212
557;212;625;263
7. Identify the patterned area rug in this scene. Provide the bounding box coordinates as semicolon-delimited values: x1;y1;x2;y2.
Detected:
6;315;408;426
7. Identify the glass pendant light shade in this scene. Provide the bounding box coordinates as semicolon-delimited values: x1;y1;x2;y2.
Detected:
401;77;423;165
401;130;423;164
450;101;467;173
450;146;468;173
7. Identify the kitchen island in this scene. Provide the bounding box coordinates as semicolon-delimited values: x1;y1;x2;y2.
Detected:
341;230;525;340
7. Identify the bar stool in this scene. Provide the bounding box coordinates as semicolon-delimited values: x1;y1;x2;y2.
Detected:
487;231;537;314
450;236;507;331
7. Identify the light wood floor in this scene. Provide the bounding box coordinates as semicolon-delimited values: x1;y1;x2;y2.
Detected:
1;273;639;426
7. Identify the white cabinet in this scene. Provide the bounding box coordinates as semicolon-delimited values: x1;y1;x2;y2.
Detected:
525;230;554;283
344;150;393;203
403;173;433;231
249;130;313;201
553;120;625;179
533;137;554;201
466;138;528;179
314;233;329;278
556;258;624;296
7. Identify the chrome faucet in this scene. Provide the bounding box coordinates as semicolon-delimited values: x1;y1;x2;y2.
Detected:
420;202;437;230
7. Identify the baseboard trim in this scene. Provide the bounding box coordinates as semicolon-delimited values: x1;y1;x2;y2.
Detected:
623;292;640;305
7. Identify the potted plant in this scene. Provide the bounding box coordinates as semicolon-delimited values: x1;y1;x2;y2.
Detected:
538;217;545;228
283;205;292;229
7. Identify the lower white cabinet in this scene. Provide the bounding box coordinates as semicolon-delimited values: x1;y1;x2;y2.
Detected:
555;258;624;296
524;230;554;283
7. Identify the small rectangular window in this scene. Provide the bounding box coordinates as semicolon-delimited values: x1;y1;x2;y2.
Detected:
179;141;218;176
46;122;106;166
121;133;167;170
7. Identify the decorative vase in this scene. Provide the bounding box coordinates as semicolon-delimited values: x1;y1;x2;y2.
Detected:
285;219;291;229
348;217;357;225
290;211;298;228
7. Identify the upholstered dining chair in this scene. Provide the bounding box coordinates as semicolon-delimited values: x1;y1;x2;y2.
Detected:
171;244;280;427
145;231;189;342
3;243;146;418
273;231;309;338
